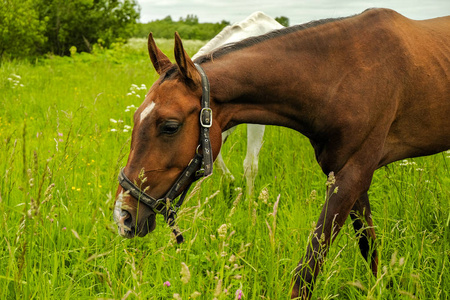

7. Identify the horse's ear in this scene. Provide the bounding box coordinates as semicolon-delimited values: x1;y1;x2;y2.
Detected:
148;32;172;75
174;32;201;85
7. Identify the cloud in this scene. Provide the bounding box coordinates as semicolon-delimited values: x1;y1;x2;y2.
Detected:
138;0;449;24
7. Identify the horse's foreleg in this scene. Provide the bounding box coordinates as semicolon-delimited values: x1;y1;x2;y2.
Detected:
350;192;378;276
291;168;374;299
243;124;265;195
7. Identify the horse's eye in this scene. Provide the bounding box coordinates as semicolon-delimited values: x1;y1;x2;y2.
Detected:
161;121;180;135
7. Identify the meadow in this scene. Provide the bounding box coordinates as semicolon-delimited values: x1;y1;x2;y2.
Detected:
0;38;449;300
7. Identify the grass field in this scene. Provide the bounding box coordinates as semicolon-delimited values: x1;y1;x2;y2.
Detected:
0;38;449;300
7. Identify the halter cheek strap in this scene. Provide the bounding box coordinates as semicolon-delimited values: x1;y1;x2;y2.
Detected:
196;63;213;176
118;63;213;244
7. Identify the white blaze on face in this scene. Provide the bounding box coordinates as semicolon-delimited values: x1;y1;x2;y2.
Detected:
113;194;123;224
140;102;156;123
114;192;132;236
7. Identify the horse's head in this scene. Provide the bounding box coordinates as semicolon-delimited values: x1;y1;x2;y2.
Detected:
113;33;222;238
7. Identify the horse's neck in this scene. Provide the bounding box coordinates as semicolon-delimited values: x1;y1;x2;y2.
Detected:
205;29;335;138
205;10;401;137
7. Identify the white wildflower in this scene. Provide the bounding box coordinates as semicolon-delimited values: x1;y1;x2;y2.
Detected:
173;294;182;300
180;262;191;284
217;224;227;240
214;279;223;297
258;187;269;203
326;171;336;187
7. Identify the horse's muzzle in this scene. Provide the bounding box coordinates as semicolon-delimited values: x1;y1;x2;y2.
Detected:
113;193;157;238
113;197;134;238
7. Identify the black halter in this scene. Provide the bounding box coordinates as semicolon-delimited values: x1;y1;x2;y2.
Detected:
118;63;213;244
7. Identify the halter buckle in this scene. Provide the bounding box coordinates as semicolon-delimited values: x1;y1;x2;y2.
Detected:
195;168;205;178
200;108;212;128
152;198;169;214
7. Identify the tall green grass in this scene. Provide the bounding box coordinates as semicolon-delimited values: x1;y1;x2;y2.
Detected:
0;38;449;299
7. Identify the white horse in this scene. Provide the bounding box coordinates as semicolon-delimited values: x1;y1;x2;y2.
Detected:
192;12;284;195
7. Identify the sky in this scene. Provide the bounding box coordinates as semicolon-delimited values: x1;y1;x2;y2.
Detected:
137;0;449;25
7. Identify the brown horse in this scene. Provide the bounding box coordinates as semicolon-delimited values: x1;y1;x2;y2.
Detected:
114;8;450;299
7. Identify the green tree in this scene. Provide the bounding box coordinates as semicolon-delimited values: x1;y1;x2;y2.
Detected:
0;0;47;61
275;16;289;27
36;0;140;55
181;14;199;25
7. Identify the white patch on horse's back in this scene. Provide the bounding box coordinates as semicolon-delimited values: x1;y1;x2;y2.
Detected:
140;102;155;122
192;11;284;60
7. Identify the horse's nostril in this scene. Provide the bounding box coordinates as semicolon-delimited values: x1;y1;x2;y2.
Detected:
121;210;133;229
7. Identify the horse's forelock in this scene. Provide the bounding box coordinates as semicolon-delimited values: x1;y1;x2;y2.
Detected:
159;65;179;84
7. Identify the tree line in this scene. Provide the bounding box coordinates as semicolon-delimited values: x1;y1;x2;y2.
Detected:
0;0;290;61
135;15;290;40
135;15;230;41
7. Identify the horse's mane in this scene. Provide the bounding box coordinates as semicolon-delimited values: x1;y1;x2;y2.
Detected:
194;11;367;64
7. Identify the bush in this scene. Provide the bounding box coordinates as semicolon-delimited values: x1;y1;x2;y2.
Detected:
0;0;47;61
0;0;140;60
36;0;140;56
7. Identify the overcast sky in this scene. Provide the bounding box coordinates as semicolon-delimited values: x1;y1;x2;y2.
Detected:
137;0;449;25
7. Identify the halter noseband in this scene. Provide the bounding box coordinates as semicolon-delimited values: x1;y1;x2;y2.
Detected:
118;63;213;244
